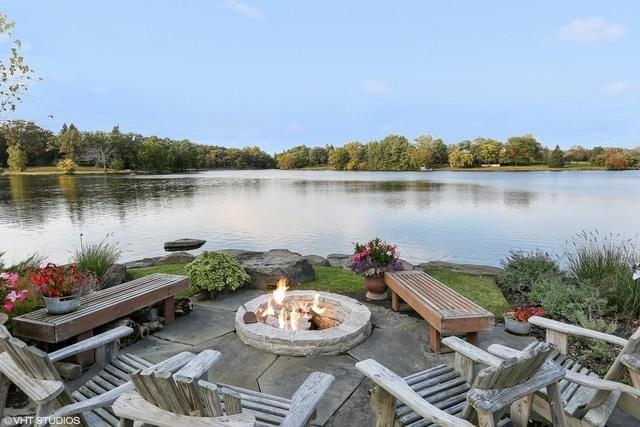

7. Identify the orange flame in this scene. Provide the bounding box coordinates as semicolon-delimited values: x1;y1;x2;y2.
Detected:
290;308;301;331
273;277;288;305
278;308;287;329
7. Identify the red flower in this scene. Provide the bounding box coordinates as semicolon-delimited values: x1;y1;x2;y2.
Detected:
510;306;545;322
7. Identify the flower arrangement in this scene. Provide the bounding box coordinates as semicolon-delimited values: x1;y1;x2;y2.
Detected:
507;306;545;322
0;271;29;312
350;238;403;277
29;263;96;298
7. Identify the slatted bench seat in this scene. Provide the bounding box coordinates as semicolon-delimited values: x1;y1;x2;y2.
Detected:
384;271;494;353
12;273;188;364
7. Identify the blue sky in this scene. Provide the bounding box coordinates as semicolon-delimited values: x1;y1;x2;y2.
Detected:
3;1;639;151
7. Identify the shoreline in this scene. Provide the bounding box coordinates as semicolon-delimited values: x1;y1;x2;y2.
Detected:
3;165;631;177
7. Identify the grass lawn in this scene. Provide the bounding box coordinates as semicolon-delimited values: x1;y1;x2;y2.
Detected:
127;264;510;318
127;263;198;297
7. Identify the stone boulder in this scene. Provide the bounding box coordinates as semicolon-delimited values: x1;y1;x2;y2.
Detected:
327;254;352;269
302;255;330;266
235;249;316;290
164;238;206;252
101;264;126;288
155;252;195;266
124;257;160;269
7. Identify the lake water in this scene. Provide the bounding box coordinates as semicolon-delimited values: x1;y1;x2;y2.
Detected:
1;170;639;267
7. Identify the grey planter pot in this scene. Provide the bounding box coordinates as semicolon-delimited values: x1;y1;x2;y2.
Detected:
504;313;531;335
43;294;80;314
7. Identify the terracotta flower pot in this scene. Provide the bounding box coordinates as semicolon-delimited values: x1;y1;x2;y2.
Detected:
364;275;388;300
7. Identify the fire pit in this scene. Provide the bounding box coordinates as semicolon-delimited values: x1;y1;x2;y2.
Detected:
236;279;372;356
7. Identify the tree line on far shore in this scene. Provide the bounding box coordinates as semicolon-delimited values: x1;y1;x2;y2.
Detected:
0;119;638;173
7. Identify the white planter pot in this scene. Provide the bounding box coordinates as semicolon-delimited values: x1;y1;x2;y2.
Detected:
43;294;80;314
504;314;531;335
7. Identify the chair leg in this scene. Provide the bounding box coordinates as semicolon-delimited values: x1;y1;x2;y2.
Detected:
0;373;9;419
369;385;396;427
477;409;497;427
546;382;568;427
429;325;442;353
510;395;533;427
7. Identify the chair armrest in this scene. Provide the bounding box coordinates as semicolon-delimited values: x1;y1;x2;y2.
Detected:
280;372;334;427
441;336;503;367
45;381;134;421
356;359;474;427
529;316;627;347
48;326;134;362
488;344;640;399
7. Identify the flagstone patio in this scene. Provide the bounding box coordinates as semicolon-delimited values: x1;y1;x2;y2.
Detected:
125;289;633;426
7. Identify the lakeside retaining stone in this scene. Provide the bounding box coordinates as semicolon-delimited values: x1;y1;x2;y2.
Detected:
235;249;316;289
155;251;195;265
124;257;160;269
302;254;330;266
327;254;351;269
102;264;126;288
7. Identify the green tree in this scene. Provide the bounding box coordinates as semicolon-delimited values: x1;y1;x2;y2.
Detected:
0;120;56;166
504;134;543;166
366;134;415;171
344;141;367;170
82;131;116;172
7;143;26;171
548;145;565;168
58;123;81;160
138;137;170;172
473;138;502;165
0;14;37;121
328;146;349;170
308;146;328;166
277;152;297;169
448;148;474;168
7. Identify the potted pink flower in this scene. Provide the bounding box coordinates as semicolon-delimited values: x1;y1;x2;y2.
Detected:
350;238;403;300
0;271;30;322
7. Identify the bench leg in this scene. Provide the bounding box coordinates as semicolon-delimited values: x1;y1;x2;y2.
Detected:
391;291;399;312
75;330;95;367
466;332;478;346
428;325;442;353
163;296;175;323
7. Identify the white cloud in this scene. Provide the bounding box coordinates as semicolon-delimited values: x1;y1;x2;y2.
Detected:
553;17;626;45
284;121;307;135
220;0;262;19
360;79;391;95
602;81;634;96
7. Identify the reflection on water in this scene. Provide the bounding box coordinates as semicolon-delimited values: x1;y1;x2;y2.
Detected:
1;170;639;266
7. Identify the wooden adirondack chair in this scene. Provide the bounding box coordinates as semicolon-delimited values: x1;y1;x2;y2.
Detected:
0;323;195;426
356;336;568;427
488;315;640;427
113;349;335;427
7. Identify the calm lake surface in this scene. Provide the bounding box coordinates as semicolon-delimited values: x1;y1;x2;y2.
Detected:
1;170;639;266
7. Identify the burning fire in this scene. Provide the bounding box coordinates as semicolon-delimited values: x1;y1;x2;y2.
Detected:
258;278;330;331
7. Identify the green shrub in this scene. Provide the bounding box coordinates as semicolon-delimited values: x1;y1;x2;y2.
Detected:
185;252;250;295
72;234;121;284
530;276;606;323
570;314;619;377
56;159;78;174
110;158;125;170
496;250;562;305
566;231;639;317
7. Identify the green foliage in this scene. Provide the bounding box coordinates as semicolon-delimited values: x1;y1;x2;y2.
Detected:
0;14;36;120
109;158;125;170
503;134;543;166
413;135;448;167
7;143;26;171
448;148;474;168
185;252;250;294
548;145;565;168
570;314;619;377
328;146;349;170
71;234;122;283
529;276;606;322
58;123;81;161
566;231;639;317
2;121;56;167
56;158;77;174
497;250;561;305
366;135;416;171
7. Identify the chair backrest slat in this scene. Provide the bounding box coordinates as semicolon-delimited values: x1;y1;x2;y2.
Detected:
474;342;552;389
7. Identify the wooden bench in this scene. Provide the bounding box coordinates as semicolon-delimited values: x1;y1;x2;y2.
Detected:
384;271;494;353
12;273;188;363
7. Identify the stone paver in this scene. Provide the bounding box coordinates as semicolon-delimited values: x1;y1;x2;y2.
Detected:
154;306;235;345
131;290;581;426
258;354;364;426
194;289;265;312
201;333;277;391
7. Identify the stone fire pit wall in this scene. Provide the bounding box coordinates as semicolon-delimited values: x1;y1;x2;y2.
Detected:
235;291;372;356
